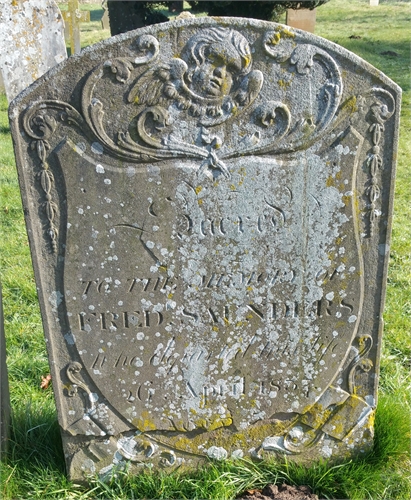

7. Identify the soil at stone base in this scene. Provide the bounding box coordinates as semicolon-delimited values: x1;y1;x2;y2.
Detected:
237;483;319;500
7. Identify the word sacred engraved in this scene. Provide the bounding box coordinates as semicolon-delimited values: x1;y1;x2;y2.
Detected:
176;211;286;238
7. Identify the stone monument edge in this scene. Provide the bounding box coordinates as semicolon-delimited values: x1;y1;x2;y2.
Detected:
7;15;403;479
8;16;402;113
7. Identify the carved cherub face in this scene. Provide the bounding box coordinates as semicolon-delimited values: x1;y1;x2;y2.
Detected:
182;28;252;101
189;41;243;98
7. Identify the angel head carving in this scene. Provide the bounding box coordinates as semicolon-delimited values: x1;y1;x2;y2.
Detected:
181;28;252;99
128;27;263;124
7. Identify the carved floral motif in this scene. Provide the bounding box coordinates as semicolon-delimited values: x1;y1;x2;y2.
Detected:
363;89;396;236
22;100;85;250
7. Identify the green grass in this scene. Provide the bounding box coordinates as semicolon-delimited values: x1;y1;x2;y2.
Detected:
1;1;410;498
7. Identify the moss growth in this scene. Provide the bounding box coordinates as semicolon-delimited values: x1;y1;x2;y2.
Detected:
278;79;291;90
340;95;358;115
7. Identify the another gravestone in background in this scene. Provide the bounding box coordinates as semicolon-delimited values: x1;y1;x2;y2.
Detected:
62;0;90;55
0;283;11;458
9;17;400;482
0;72;5;95
286;8;316;33
0;0;67;103
101;0;110;30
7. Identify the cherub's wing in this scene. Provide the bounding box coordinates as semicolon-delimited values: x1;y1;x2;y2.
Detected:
128;59;188;107
232;69;264;108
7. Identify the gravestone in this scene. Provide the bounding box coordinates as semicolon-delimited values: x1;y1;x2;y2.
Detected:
0;283;11;458
9;18;400;482
101;0;110;31
62;0;90;55
286;8;316;34
0;72;5;95
0;0;67;103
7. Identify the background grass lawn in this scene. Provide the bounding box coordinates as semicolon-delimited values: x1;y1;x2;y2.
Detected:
0;1;410;498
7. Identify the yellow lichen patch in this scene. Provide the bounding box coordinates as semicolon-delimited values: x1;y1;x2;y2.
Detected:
278;79;291;90
198;199;203;206
326;176;335;187
268;32;281;46
301;403;334;429
134;96;139;105
195;186;202;195
267;27;295;47
245;420;290;441
134;411;157;432
341;96;358;115
330;421;345;436
342;195;351;206
353;190;361;218
204;414;233;431
280;27;295;39
156;418;295;459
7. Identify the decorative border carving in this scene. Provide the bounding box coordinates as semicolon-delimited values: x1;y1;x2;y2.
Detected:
22;28;343;189
22;100;85;252
363;88;395;237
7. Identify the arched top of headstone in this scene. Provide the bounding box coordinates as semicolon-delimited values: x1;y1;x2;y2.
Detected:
11;17;400;174
9;18;400;482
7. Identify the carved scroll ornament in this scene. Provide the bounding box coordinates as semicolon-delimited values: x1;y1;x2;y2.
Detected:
22;27;343;183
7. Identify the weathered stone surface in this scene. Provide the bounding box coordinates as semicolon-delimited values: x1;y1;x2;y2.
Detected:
9;18;400;482
0;283;11;458
0;0;67;103
0;72;5;94
101;0;110;31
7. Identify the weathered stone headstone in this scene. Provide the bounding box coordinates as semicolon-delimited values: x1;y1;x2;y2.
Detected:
286;8;316;34
0;0;67;103
9;18;401;482
0;283;11;458
62;0;90;55
0;72;5;95
370;0;379;6
101;0;110;31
